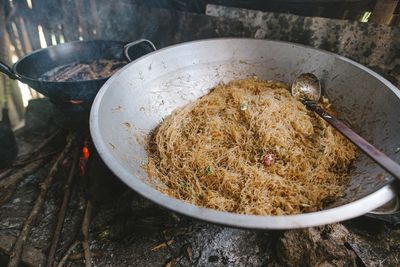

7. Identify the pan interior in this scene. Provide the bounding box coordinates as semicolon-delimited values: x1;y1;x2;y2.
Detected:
15;40;126;80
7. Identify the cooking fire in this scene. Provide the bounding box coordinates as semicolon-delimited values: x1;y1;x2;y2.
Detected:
79;139;91;177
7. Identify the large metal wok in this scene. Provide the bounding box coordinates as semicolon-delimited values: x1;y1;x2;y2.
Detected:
90;38;400;229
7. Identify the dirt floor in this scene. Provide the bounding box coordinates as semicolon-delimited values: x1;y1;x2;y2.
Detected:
1;99;400;267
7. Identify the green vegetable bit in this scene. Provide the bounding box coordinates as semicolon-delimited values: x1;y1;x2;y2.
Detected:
240;102;248;111
205;166;213;175
179;181;188;188
319;145;325;153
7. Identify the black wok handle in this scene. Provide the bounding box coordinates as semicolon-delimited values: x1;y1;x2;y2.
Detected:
0;60;18;80
123;39;156;62
306;101;400;180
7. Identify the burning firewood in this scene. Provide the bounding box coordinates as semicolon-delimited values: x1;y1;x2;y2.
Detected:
7;133;76;267
0;129;61;181
81;200;93;267
46;145;80;267
0;158;48;206
56;241;80;267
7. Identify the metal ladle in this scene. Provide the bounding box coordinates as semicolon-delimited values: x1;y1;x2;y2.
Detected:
292;73;400;180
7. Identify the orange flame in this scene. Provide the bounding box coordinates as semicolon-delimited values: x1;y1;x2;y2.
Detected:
82;146;90;160
79;140;91;176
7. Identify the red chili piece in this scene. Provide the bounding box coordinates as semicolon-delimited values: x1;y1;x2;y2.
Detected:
263;153;275;167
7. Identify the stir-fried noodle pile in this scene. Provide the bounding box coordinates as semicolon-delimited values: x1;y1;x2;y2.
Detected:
147;78;357;215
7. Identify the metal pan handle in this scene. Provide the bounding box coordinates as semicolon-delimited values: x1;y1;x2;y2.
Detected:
123;39;156;62
0;60;18;80
306;101;400;181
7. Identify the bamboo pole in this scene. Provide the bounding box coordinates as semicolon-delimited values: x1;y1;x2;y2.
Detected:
19;16;33;53
370;0;399;24
89;0;99;37
0;5;7;113
0;5;24;124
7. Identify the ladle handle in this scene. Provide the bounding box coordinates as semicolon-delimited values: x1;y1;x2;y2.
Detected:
306;101;400;180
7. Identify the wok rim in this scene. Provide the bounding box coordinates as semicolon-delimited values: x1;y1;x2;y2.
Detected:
90;38;398;229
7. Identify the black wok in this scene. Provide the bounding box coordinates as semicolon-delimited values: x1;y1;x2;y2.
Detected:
0;39;156;104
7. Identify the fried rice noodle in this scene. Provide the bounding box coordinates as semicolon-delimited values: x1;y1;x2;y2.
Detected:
146;78;357;215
